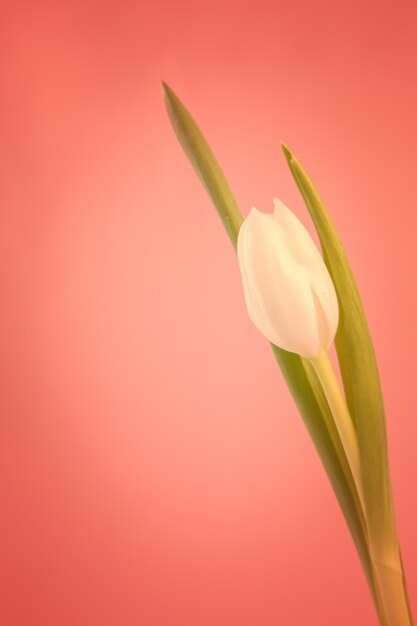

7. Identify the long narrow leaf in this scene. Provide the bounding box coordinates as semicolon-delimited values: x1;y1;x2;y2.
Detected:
281;142;397;564
162;82;376;598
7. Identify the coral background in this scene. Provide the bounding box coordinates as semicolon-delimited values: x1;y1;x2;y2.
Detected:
1;1;417;624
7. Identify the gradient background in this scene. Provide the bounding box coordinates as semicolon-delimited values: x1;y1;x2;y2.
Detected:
1;1;417;624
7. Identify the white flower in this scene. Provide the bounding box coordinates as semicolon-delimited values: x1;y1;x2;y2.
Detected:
237;198;339;357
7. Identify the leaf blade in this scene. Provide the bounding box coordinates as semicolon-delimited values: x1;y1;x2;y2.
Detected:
281;142;397;562
162;82;243;248
162;83;375;596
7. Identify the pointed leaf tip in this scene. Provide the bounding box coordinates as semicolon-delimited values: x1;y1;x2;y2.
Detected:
281;141;293;165
161;81;175;101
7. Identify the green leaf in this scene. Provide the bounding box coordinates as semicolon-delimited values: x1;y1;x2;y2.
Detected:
281;142;397;564
162;82;376;599
162;82;242;248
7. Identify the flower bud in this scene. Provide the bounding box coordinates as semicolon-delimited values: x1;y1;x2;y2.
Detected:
237;199;339;357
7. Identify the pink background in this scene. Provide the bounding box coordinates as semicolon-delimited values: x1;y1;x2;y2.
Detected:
1;1;417;624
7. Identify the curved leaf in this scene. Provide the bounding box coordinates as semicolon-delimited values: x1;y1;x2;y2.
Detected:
162;82;242;248
162;83;376;600
281;142;397;563
281;145;414;624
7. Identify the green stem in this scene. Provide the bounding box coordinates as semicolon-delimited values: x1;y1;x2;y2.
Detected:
372;558;414;626
310;350;414;626
310;351;364;512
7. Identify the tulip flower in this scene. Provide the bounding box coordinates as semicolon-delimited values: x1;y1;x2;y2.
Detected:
237;199;339;358
237;198;362;504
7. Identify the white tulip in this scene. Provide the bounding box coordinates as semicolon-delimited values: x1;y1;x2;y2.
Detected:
237;198;339;357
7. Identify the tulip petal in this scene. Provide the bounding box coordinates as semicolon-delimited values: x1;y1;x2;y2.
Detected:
238;207;321;357
273;198;339;350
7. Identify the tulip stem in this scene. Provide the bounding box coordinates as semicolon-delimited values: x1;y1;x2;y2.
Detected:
309;351;364;511
372;556;414;626
310;351;414;626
